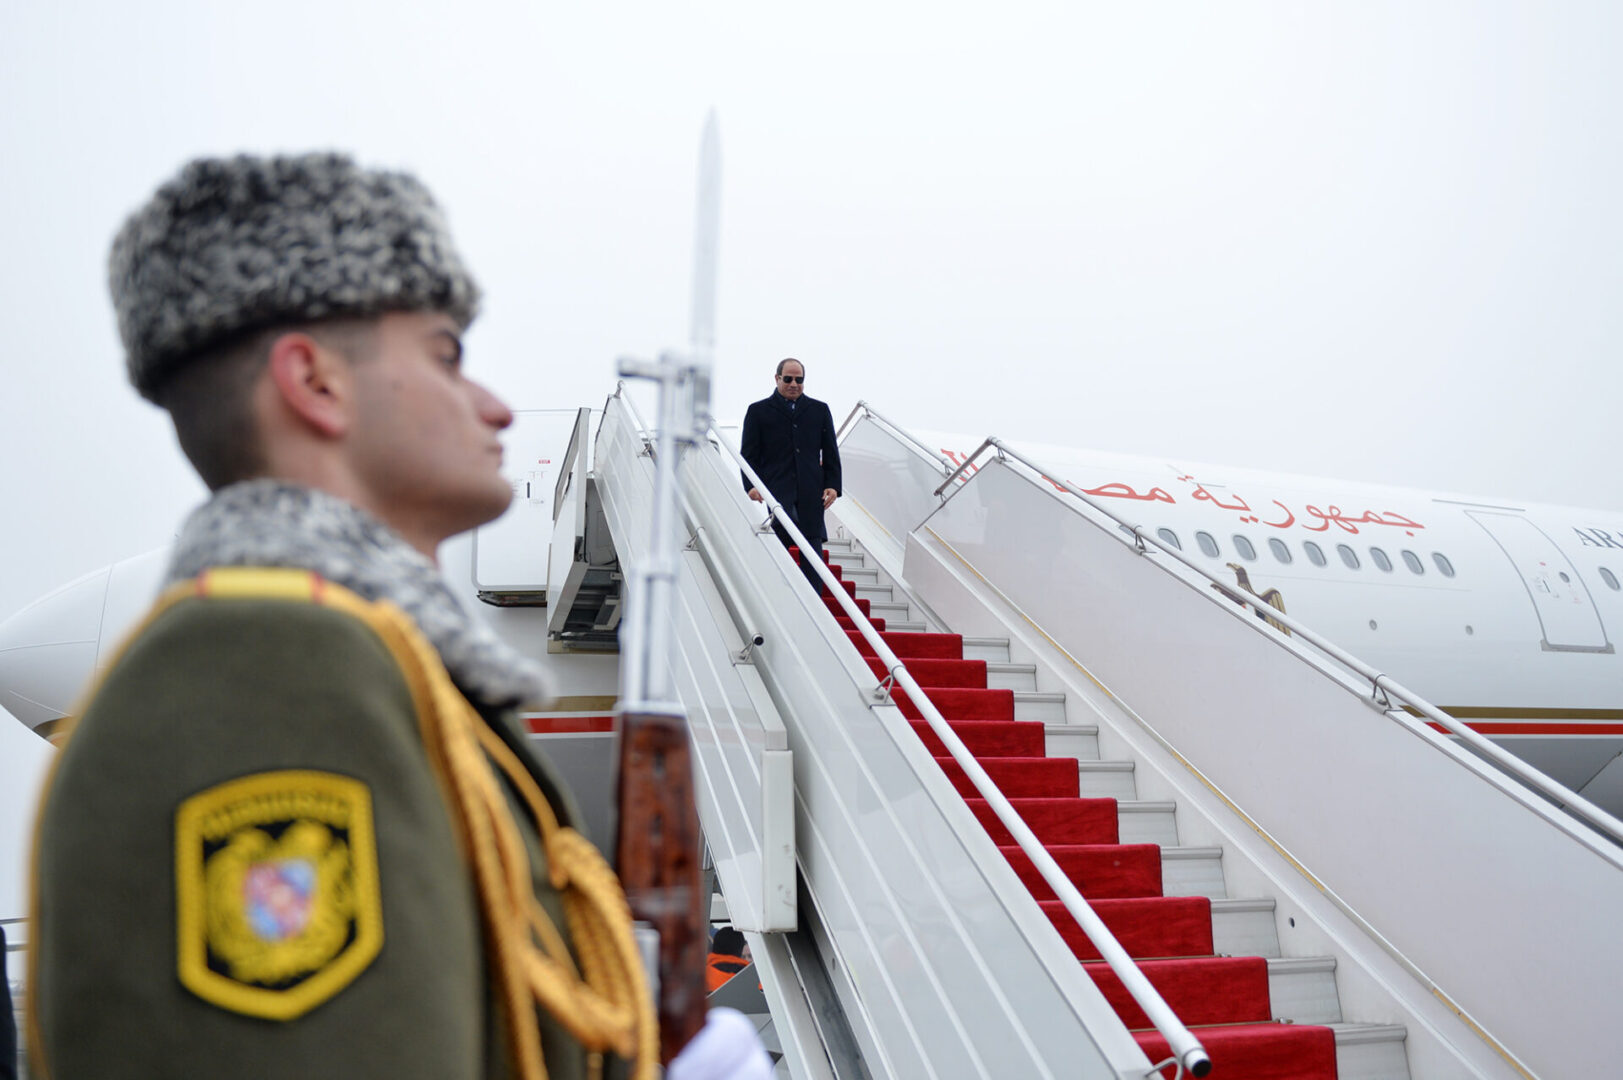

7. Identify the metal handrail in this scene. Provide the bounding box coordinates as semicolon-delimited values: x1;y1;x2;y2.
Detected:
709;425;1211;1079
936;436;1623;851
611;382;655;449
837;401;957;476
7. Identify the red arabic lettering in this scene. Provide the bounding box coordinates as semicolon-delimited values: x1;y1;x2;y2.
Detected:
1260;501;1296;529
1189;483;1253;514
1302;504;1426;535
1082;482;1176;503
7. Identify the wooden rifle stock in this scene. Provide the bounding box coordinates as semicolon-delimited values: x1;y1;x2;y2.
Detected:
615;707;708;1064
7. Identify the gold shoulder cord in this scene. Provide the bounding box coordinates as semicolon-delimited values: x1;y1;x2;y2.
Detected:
28;569;656;1080
318;578;659;1080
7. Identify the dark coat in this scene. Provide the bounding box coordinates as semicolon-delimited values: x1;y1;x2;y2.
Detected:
740;392;842;546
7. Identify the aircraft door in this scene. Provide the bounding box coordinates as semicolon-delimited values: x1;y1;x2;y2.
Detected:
1467;511;1612;652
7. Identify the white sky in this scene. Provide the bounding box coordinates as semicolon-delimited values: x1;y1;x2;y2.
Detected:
4;1;1623;623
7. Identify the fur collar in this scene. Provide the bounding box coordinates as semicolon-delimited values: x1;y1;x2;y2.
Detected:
165;480;551;709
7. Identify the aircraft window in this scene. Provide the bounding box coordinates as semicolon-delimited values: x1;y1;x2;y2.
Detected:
1157;528;1182;551
1402;550;1425;574
1232;534;1257;561
1337;544;1361;570
1269;538;1293;564
1196;531;1220;557
1600;567;1621;591
1370;547;1393;572
1432;552;1456;578
1304;541;1327;567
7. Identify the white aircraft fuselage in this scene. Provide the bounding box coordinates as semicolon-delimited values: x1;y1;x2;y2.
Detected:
3;429;1622;814
918;432;1623;808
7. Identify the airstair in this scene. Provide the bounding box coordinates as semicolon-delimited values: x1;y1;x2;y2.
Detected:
584;390;1623;1079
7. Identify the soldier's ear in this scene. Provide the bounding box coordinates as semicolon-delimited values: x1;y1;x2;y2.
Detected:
265;332;353;439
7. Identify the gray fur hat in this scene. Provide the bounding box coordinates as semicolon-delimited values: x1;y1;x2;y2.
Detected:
109;152;482;401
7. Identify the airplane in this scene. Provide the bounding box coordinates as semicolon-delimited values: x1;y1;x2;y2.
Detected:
6;429;1623;809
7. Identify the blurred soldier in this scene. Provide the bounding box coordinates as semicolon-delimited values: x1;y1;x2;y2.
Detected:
28;153;767;1080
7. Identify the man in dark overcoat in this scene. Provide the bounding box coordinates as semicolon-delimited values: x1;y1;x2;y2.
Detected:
740;358;842;588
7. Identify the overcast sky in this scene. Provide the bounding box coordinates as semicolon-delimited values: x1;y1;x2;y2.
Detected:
4;1;1622;623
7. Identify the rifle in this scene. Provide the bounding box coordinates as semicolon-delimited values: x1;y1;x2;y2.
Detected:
613;112;721;1065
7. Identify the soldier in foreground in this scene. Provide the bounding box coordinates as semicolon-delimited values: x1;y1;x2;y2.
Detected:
28;153;770;1080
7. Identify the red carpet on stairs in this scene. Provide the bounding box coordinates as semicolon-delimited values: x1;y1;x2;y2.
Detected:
1040;897;1213;961
1086;956;1271;1028
866;656;987;688
967;797;1119;845
827;595;871;617
1137;1025;1337;1080
910;719;1042;757
803;538;1339;1080
847;630;963;659
835;615;886;631
894;687;1014;723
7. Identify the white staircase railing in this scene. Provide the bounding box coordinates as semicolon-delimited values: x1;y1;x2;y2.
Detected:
840;409;1623;1079
934;435;1623;852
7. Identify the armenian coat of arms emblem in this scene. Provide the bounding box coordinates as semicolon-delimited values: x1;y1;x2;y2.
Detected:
174;770;383;1019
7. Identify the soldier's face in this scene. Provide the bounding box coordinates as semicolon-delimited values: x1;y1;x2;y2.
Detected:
777;362;805;401
346;311;515;552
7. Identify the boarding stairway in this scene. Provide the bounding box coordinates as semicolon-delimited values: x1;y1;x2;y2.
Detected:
811;533;1393;1076
586;391;1623;1080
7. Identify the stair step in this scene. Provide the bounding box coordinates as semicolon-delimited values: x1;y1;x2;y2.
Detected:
846;630;964;661
869;601;911;621
911;720;1043;758
894;687;1015;724
867;657;988;689
936;756;1079;799
856;584;892;603
828;551;865;569
968;797;1119;846
823;537;855;553
1076;760;1137;799
1116;800;1178;845
1269;957;1342;1024
985;662;1037;691
1040;896;1214;962
838;566;879;584
1137;1024;1337;1080
1211;898;1280;958
1085;956;1271;1029
1000;843;1163;900
1161;846;1226;899
1043;722;1098;760
1330;1023;1412;1080
962;637;1010;663
1011;691;1066;725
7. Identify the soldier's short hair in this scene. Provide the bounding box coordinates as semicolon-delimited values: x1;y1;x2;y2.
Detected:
156;319;378;491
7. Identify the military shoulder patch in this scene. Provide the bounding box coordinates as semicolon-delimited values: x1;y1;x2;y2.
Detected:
174;770;383;1020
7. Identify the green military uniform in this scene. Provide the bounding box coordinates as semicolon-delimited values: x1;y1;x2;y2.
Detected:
30;569;653;1079
33;150;675;1080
